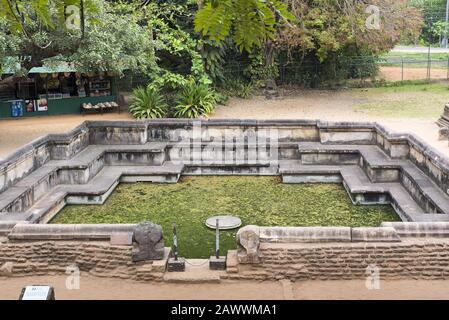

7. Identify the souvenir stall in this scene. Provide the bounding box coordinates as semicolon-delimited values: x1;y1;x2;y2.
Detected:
0;67;118;119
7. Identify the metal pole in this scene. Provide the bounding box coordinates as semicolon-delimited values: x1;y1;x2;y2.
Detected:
428;23;433;81
215;219;220;259
428;42;431;81
444;0;449;48
428;0;433;81
173;222;178;261
401;57;404;82
447;57;449;80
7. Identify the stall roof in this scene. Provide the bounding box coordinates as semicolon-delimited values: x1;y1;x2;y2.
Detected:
2;57;76;75
28;66;77;74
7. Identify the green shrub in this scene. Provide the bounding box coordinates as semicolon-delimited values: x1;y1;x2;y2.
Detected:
129;86;167;119
221;79;255;98
213;91;229;105
174;81;217;118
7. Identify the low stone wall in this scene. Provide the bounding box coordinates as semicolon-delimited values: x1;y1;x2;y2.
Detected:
225;239;449;281
0;124;89;194
7;223;136;241
0;222;169;281
229;224;449;281
2;223;449;281
0;241;168;281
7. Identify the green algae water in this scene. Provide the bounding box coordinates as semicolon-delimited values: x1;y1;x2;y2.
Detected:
51;176;399;258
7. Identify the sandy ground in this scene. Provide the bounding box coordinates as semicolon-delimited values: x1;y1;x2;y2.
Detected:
213;89;449;157
0;113;132;160
0;88;447;159
1;275;449;300
379;66;448;82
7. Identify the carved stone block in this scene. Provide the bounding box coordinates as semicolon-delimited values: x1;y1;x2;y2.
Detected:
132;222;165;262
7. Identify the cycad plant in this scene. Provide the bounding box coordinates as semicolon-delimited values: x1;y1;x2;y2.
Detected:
174;81;218;118
129;86;167;119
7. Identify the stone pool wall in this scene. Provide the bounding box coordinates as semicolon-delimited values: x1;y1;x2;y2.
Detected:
0;241;168;281
227;223;449;281
1;223;449;281
2;119;449;196
2;120;449;281
225;239;449;281
0;224;169;281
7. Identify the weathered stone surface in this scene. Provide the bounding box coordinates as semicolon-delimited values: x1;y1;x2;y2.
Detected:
110;232;133;246
260;226;352;243
439;127;449;141
0;262;13;276
381;222;449;237
227;237;449;281
132;222;165;262
237;225;261;264
0;221;21;236
152;247;171;273
351;227;401;242
8;224;136;241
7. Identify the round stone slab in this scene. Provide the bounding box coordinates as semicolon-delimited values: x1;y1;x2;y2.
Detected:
205;216;242;230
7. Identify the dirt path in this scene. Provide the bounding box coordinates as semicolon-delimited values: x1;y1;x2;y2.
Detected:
0;87;447;159
1;275;449;300
0;113;132;160
212;89;449;157
379;66;448;82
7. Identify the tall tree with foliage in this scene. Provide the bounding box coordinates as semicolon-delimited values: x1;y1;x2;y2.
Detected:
0;0;155;76
195;0;423;83
195;0;296;81
140;0;212;89
410;0;448;45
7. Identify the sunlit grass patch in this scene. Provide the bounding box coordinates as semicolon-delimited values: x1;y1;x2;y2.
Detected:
52;176;399;258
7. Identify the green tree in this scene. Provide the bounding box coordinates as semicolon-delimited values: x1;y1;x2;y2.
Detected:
0;0;155;76
195;0;423;86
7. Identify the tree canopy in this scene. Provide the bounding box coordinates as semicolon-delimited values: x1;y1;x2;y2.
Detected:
0;0;155;75
195;0;423;62
0;0;425;87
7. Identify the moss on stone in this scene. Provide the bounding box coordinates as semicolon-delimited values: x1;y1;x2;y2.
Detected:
51;176;399;258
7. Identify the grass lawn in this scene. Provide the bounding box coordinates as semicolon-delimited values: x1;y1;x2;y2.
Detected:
52;176;399;258
352;82;449;119
380;52;449;69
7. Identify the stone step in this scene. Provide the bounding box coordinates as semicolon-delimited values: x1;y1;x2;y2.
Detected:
60;143;168;165
281;163;434;221
163;259;223;283
3;163;184;221
296;143;449;215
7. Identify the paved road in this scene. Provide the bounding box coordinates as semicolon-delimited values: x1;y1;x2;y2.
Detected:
392;46;449;54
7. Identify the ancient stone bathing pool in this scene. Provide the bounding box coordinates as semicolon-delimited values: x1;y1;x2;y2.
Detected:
2;119;449;263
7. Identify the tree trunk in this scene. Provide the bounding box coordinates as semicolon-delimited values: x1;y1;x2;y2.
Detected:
263;40;279;99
